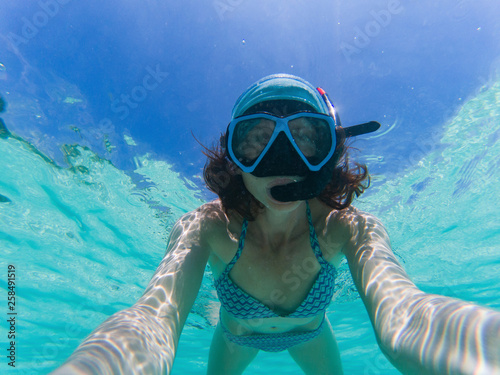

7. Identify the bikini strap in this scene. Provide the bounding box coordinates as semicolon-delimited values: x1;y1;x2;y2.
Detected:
223;218;248;274
305;201;328;267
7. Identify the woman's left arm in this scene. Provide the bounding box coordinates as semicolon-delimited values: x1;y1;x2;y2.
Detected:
341;209;500;375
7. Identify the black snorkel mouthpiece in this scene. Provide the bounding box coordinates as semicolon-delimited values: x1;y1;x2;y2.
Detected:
270;156;338;202
251;130;337;202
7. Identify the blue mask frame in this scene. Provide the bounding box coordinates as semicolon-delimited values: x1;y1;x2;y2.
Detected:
226;112;337;173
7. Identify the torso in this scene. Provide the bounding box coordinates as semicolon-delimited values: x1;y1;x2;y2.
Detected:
204;199;350;335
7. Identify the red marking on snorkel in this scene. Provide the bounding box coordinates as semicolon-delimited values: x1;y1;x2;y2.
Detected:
317;87;336;121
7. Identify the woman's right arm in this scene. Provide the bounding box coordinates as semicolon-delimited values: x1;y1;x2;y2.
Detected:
341;209;500;375
51;207;213;375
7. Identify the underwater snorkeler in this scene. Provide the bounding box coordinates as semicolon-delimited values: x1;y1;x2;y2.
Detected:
53;74;499;375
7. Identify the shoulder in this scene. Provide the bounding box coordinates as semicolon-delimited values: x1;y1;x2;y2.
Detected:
166;201;221;246
322;203;385;235
338;207;388;244
328;206;392;267
194;199;241;234
310;201;357;245
180;200;243;253
311;200;388;259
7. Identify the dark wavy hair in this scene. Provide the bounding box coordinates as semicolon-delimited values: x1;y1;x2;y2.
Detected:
202;100;370;220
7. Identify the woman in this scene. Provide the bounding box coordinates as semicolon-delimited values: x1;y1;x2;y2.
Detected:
54;74;499;375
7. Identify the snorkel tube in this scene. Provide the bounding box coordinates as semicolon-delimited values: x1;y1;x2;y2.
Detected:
317;87;337;121
318;87;381;138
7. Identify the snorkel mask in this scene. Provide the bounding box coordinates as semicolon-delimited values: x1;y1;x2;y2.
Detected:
226;74;380;202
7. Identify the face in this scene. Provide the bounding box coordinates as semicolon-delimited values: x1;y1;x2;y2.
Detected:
234;100;324;206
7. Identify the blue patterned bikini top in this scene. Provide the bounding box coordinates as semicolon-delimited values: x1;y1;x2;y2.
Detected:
214;202;336;319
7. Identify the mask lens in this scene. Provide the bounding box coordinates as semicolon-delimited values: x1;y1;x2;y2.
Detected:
231;117;276;167
288;116;333;166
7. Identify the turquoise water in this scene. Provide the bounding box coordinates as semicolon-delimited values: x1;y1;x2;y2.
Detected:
1;79;499;374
